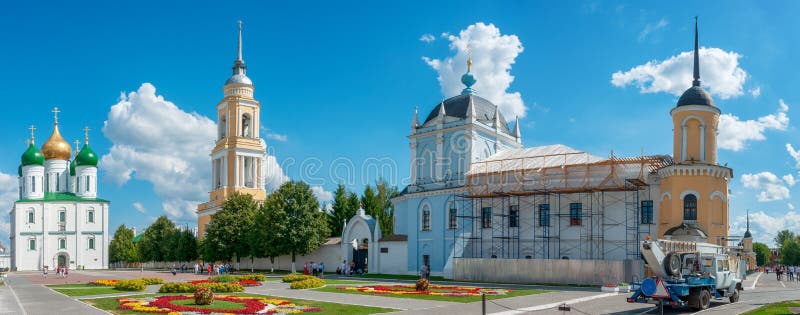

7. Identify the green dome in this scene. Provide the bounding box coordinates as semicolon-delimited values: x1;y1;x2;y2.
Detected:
70;158;76;176
75;143;98;167
18;165;22;177
21;143;45;166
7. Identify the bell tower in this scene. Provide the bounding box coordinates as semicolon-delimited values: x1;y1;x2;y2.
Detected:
657;18;732;245
197;21;267;237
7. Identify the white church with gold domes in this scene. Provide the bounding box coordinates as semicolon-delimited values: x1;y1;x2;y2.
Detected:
10;110;109;271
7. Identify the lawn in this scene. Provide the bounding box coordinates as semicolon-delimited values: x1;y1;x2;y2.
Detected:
51;286;132;297
323;279;378;285
315;284;549;303
84;293;396;315
743;300;800;315
351;273;448;281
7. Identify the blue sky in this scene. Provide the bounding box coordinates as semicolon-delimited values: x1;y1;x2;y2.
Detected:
1;1;799;246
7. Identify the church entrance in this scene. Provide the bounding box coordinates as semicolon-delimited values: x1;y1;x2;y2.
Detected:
57;254;68;268
352;248;368;273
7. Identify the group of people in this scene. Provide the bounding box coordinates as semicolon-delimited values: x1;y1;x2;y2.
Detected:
303;261;326;278
193;262;237;275
336;260;364;276
768;265;799;281
41;266;70;279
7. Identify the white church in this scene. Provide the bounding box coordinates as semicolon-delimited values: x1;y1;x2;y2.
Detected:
10;110;110;271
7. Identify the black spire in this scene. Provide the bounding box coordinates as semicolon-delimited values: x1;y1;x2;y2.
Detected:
692;17;701;87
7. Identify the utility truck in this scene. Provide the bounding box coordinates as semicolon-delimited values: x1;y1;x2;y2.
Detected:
626;237;743;311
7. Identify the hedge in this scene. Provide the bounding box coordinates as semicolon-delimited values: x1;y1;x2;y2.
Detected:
282;273;315;283
114;279;146;291
158;281;244;293
289;277;325;289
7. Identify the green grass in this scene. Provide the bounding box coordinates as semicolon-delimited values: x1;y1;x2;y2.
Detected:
52;287;131;297
47;283;105;288
353;273;448;281
83;293;396;315
315;284;549;303
323;279;378;285
171;299;246;310
743;300;800;315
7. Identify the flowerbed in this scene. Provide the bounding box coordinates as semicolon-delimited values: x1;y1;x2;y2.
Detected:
89;278;163;287
290;277;325;290
159;282;244;293
282;273;316;283
117;295;321;314
189;279;261;287
90;279;119;286
336;284;511;297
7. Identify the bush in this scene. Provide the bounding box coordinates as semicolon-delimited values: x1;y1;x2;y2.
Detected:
416;279;430;292
289;277;324;289
158;281;244;293
209;274;237;283
235;274;267;281
90;279;119;286
114;279;146;291
282;273;315;283
193;287;214;305
139;278;164;285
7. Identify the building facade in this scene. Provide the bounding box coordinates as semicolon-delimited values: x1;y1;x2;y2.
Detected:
392;20;733;279
197;22;270;237
10;112;109;271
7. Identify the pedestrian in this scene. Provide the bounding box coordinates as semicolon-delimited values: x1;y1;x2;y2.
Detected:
65;266;69;278
194;263;199;275
349;261;355;276
303;262;309;275
341;260;347;276
207;263;212;275
420;264;428;280
320;262;325;279
42;266;48;280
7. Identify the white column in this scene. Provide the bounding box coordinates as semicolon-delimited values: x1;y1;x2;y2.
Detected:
700;125;706;162
234;155;239;188
410;139;417;186
681;125;687;162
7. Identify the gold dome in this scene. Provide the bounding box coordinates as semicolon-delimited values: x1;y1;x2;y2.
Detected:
41;124;72;160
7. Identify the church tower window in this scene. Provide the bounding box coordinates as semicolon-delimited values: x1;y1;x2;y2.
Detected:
241;114;251;137
88;237;95;250
219;115;227;139
421;206;431;231
448;206;457;230
28;238;36;250
87;209;95;223
27;210;34;223
683;194;697;221
58;238;66;249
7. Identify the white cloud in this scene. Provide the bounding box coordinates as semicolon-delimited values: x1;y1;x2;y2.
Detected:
789;203;796;210
611;47;747;99
0;172;17;243
749;87;761;98
787;143;800;168
419;34;435;43
730;210;800;246
101;83;289;219
265;132;288;142
718;100;789;151
783;174;797;187
132;202;147;213
422;22;526;120
638;18;668;41
311;186;333;203
741;171;792;202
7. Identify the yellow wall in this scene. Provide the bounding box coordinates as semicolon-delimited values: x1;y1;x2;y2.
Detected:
671;107;720;164
658;172;729;244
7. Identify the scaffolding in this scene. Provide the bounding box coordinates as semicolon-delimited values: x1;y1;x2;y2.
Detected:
452;145;668;261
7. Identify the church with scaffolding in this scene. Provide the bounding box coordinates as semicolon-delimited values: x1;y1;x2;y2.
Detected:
391;20;735;283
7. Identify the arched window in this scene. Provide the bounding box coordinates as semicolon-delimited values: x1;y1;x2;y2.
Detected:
241;114;251;137
683;194;697;221
219;115;227;139
421;206;431;231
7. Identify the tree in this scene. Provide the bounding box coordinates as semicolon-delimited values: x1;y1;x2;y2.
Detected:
109;224;138;265
361;185;379;218
753;242;771;266
782;239;800;266
251;202;285;272
775;230;795;249
169;229;198;263
201;193;258;264
327;183;358;237
138;216;177;262
262;181;330;273
374;179;399;236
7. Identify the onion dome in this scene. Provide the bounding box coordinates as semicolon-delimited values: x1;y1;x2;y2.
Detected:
461;48;476;95
21;143;45;166
75;143;98;167
677;17;714;107
42;124;72;160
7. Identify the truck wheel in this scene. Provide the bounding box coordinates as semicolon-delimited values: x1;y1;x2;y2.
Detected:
688;288;700;310
730;289;740;303
699;289;711;310
664;252;681;276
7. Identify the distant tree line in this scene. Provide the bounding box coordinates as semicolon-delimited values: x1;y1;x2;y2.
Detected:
108;218;197;266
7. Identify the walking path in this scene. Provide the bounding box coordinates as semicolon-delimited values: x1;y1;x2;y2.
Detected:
1;274;108;315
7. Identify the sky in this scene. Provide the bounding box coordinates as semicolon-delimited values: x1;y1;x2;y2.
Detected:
1;1;799;247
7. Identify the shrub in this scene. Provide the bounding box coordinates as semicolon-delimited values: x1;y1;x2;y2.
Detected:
114;279;146;291
289;277;324;289
282;273;315;283
209;274;237;283
158;281;244;293
193;287;214;305
90;279;119;286
139;278;164;285
416;279;430;292
235;274;266;281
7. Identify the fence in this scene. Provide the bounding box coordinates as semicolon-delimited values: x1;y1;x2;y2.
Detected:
453;257;642;285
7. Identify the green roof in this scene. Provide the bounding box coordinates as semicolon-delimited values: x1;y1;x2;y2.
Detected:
70;159;76;176
75;143;98;167
132;233;143;243
21;143;45;166
16;192;109;203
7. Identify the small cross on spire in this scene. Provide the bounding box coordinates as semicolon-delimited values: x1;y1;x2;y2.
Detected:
52;107;61;125
466;44;472;73
74;140;81;156
28;125;36;143
83;126;91;144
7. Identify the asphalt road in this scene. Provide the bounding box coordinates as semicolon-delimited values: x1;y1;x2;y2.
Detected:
505;272;800;315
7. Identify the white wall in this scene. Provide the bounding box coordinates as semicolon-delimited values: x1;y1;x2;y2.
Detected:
235;243;344;272
377;241;407;274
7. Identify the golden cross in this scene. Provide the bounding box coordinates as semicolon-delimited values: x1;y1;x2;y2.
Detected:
467;44;472;72
52;107;60;124
83;126;91;144
28;125;36;143
74;140;80;149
